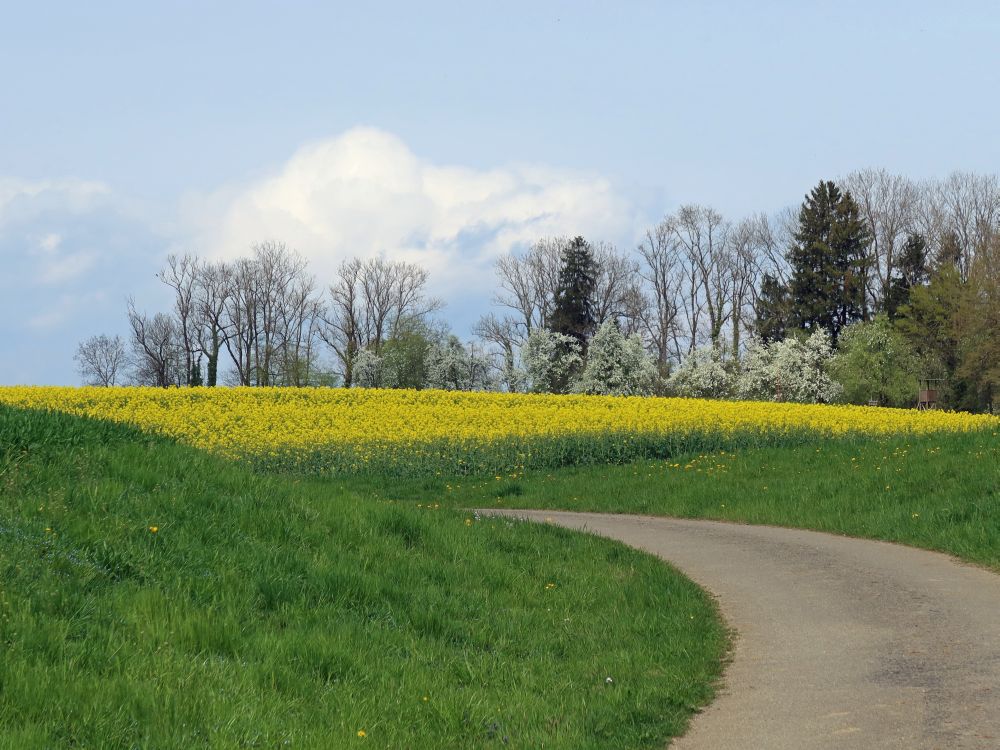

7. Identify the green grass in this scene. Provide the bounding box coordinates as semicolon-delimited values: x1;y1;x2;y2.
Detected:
367;429;1000;569
0;405;726;749
246;426;834;478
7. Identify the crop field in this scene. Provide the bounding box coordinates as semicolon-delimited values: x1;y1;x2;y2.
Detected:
0;386;994;476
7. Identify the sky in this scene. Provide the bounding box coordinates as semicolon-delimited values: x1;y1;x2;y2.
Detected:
3;0;1000;384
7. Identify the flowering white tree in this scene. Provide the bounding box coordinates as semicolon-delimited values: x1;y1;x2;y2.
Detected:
425;336;494;391
574;320;660;396
351;348;383;388
522;328;582;393
666;345;734;398
736;329;842;403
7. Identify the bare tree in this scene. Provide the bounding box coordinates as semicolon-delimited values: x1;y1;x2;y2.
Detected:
193;260;231;386
74;334;127;386
127;299;182;387
473;312;523;389
322;256;440;386
487;238;564;339
841;168;919;313
274;267;324;386
748;210;792;284
726;218;766;355
636;220;682;369
219;242;324;386
157;253;201;385
222;255;260;386
922;172;1000;278
323;258;364;387
592;241;643;329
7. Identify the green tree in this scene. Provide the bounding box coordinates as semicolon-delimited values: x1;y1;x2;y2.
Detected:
954;236;1000;411
550;236;598;352
189;359;204;387
755;273;791;343
895;264;965;408
830;315;918;407
883;234;928;320
788;181;872;344
380;323;434;389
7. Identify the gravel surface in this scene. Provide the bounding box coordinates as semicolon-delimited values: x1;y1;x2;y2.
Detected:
481;510;1000;749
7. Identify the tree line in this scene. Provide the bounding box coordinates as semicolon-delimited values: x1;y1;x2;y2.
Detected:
76;168;1000;412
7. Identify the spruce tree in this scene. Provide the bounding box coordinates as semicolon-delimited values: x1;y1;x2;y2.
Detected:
755;273;791;343
551;236;598;351
787;180;871;345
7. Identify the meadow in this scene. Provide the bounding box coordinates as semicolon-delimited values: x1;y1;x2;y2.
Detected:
0;404;725;749
1;387;997;748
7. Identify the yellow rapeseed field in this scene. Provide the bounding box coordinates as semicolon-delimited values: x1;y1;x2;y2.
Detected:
1;386;995;474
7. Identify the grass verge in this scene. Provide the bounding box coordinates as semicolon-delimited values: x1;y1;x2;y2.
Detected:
0;405;726;749
361;429;1000;569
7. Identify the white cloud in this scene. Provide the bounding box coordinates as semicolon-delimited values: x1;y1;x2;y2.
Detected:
26;290;107;330
185;127;638;298
38;233;62;254
36;250;98;285
0;178;111;228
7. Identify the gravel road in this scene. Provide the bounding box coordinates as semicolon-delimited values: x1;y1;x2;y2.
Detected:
481;510;1000;749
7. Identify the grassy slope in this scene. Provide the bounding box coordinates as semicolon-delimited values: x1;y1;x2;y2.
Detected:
0;405;725;750
365;430;1000;569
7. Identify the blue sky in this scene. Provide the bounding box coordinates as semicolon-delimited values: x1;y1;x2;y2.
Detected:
3;1;1000;384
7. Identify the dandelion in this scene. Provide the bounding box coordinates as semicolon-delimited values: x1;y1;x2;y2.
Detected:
357;730;366;738
149;526;159;533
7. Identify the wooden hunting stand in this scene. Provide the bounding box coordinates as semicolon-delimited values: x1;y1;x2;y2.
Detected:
917;378;944;410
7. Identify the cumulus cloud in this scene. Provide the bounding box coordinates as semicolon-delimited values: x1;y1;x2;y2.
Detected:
1;128;640;383
185;127;638;298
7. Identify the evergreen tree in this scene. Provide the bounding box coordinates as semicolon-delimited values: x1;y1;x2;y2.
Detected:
787;181;871;345
884;233;928;319
550;236;598;352
189;358;204;387
755;273;791;343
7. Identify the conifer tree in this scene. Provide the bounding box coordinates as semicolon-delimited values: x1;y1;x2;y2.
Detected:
755;273;791;343
551;236;598;351
787;180;871;344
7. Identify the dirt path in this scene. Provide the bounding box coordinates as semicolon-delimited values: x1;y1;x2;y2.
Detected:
481;510;1000;749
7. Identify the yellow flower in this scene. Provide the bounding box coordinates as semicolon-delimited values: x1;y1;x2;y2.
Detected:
1;386;994;476
357;730;366;738
149;526;159;533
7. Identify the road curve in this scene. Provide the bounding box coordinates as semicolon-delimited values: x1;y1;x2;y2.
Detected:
480;510;1000;749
